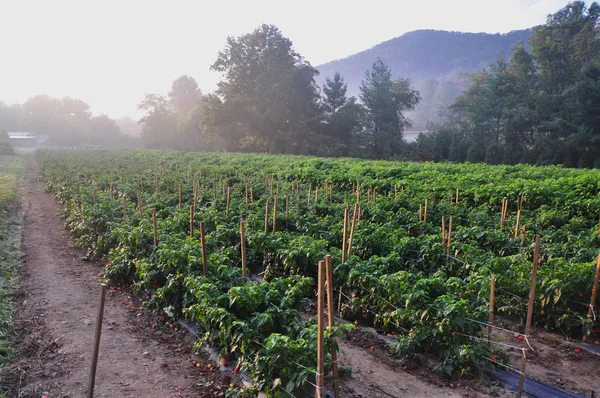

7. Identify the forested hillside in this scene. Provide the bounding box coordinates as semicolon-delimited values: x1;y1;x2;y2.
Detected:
317;29;533;129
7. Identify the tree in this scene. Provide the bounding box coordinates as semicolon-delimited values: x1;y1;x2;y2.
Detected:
205;24;322;154
168;75;201;117
138;94;178;149
359;58;420;158
88;115;122;146
321;72;362;156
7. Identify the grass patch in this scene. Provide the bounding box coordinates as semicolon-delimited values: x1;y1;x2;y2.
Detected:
0;154;24;370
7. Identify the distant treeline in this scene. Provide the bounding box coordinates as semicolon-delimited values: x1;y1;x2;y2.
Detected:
3;1;599;168
0;96;140;147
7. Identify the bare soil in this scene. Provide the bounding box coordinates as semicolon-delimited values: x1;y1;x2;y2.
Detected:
1;157;236;397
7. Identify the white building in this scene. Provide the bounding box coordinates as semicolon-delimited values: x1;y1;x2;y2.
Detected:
8;132;49;148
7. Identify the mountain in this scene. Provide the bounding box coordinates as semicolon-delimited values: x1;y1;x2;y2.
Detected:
316;29;533;130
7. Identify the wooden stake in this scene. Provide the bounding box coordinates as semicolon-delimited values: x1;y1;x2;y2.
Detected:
373;188;377;203
325;255;340;398
316;260;325;398
137;191;142;216
514;209;521;237
500;200;506;228
423;199;428;223
347;204;358;257
455;188;459;205
285;196;289;229
584;253;600;342
264;197;270;233
245;185;249;209
189;205;194;237
315;185;319;202
308;184;312;206
152;208;158;246
341;207;349;263
179;182;183;209
487;275;496;343
394;184;397;199
250;187;253;204
521;224;527;246
272;196;278;232
123;197;127;221
226;187;231;220
446;216;453;264
213;181;217;206
516;234;541;398
419;204;422;221
240;220;247;278
441;216;446;246
200;221;207;276
87;284;107;398
93;188;97;203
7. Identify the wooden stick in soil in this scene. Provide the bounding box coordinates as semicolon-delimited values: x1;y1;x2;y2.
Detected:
245;185;249;209
152;208;158;246
583;253;600;342
200;221;207;276
487;275;496;344
455;188;459;205
285;196;289;229
189;205;194;237
240;220;247;278
250;187;253;204
338;207;349;315
308;184;312;206
264;197;270;233
514;209;521;237
446;216;453;264
374;188;377;203
123;197;127;222
325;255;340;398
419;204;422;222
93;188;97;203
272;196;278;232
316;260;325;398
521;225;527;246
137;191;142;216
423;199;428;223
346;204;358;257
441;216;446;246
179;182;183;209
516;234;541;398
226;187;231;220
87;284;107;398
500;200;506;228
315;185;319;202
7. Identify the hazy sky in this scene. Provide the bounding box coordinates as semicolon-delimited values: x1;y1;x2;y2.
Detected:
1;0;575;118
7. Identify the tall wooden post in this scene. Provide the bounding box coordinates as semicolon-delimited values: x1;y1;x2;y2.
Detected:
419;204;422;222
179;182;183;209
446;216;453;264
285;196;289;229
516;234;541;398
245;185;249;210
264;197;270;233
584;253;600;342
514;209;522;237
137;191;143;216
488;275;496;343
240;221;247;278
272;196;278;232
347;204;358;257
455;188;459;205
325;255;340;398
226;187;231;220
200;221;207;276
123;197;127;221
87;284;107;398
338;207;349;315
189;205;194;237
423;199;428;223
441;216;446;246
316;260;325;398
152;208;158;246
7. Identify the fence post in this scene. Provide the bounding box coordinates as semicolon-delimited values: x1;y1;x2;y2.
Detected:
516;234;541;398
87;284;107;398
316;260;325;398
325;255;340;398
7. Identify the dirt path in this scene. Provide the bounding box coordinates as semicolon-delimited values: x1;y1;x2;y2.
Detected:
3;158;228;397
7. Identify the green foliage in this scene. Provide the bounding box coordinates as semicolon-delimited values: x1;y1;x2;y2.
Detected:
37;149;600;394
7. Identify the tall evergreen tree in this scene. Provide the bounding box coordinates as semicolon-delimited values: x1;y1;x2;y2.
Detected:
359;59;420;158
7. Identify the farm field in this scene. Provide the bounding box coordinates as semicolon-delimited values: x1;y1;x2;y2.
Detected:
35;149;600;397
